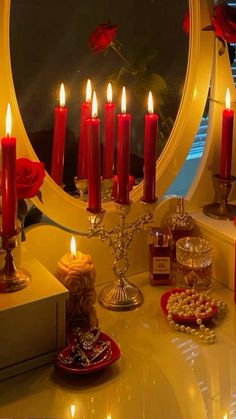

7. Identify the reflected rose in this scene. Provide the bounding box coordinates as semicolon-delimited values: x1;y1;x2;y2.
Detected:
89;20;118;52
182;10;190;35
211;5;236;43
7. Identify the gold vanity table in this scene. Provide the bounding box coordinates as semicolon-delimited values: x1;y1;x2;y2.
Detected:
0;264;235;419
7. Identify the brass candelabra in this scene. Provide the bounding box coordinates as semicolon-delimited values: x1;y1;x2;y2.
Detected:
87;200;157;311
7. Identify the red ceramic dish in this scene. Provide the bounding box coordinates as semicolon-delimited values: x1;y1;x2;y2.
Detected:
56;332;121;375
160;288;218;324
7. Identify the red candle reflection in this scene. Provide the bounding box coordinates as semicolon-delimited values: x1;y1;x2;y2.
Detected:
116;87;130;205
143;91;158;203
87;91;101;213
51;83;67;185
77;79;92;179
103;83;115;179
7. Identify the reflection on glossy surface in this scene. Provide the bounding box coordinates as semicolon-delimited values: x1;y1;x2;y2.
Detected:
1;274;235;418
10;0;188;193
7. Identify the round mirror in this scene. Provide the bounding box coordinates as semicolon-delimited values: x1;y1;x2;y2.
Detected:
0;0;214;232
10;0;188;193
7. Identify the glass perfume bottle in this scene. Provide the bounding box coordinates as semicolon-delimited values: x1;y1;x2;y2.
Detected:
167;197;194;259
149;227;172;286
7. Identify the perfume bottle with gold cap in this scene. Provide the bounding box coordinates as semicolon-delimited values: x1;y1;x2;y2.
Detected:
149;227;172;285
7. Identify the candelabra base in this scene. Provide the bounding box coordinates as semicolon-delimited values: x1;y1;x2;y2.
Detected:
203;174;236;220
98;280;144;311
0;231;31;293
203;202;236;220
0;267;31;293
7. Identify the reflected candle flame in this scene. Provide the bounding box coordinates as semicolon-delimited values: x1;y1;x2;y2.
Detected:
86;79;92;103
5;103;12;137
107;82;112;103
60;83;65;107
225;88;231;110
70;404;76;418
92;91;98;118
70;236;76;259
121;86;126;114
148;91;154;114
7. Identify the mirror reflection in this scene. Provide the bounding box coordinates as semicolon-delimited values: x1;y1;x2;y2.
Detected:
10;0;188;198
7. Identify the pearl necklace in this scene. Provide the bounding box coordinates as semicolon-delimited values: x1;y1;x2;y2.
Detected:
166;289;226;344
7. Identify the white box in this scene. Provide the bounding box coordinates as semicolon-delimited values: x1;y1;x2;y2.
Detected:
0;247;68;381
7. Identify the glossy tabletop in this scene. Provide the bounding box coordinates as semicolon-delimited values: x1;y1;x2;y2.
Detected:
0;273;235;419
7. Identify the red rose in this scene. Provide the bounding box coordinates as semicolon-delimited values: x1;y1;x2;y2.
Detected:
89;21;118;53
16;158;45;199
211;5;236;43
182;10;190;35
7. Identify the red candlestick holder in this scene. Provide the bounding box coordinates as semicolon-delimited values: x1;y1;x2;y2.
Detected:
0;229;31;293
203;174;236;220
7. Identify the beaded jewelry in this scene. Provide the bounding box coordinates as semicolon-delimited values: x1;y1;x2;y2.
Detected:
165;288;226;344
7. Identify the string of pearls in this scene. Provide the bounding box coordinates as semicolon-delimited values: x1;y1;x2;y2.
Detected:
166;289;226;344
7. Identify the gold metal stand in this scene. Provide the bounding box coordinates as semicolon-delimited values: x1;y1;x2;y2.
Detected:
0;231;31;293
88;199;157;311
203;174;236;220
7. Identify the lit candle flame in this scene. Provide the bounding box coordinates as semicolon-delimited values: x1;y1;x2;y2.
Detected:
70;236;76;259
107;83;112;103
86;79;92;103
223;414;228;419
60;83;65;107
121;86;126;114
92;91;98;118
70;404;76;418
5;103;12;137
225;88;231;110
148;91;154;114
106;414;111;419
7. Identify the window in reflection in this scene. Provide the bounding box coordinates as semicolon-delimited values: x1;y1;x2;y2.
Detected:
10;0;188;193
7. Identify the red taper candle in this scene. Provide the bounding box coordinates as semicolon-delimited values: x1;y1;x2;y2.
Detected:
87;91;101;213
116;86;131;205
220;88;234;179
103;82;115;179
143;91;158;202
51;83;67;185
77;79;92;179
1;104;17;237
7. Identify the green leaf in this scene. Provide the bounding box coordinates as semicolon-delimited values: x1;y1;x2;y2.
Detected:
143;72;168;106
133;46;158;65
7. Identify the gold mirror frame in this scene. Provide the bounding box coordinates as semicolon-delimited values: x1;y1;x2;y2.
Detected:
0;0;214;232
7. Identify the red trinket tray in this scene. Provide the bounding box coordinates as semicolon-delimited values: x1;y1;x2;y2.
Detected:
56;332;121;375
160;288;218;324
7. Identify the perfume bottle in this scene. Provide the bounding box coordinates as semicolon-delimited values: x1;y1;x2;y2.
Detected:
166;197;194;259
149;227;172;286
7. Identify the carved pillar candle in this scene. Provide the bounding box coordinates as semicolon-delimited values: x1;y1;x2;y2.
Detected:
56;237;97;331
